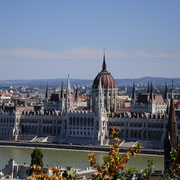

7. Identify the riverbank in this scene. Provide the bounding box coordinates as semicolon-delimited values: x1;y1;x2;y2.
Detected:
0;146;164;171
0;140;164;155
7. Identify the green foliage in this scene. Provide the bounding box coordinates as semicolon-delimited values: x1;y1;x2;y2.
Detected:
88;128;141;179
118;167;137;180
140;158;154;180
62;170;77;180
164;148;180;179
30;147;44;175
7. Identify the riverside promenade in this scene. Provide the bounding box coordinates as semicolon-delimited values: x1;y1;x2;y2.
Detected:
0;140;164;155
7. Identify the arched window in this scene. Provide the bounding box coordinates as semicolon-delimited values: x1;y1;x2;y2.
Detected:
130;130;133;138
143;130;146;139
77;117;79;126
126;129;128;138
80;118;83;126
88;118;90;126
138;130;141;138
73;117;76;126
84;117;87;126
148;131;152;139
91;118;94;126
70;117;72;125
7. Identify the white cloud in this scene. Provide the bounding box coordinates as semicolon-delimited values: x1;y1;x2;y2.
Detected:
0;47;180;60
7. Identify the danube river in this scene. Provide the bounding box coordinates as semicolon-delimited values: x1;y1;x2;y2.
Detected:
0;146;164;171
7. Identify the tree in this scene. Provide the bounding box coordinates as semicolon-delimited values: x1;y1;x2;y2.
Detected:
30;147;44;175
88;127;141;179
164;148;180;179
140;158;154;180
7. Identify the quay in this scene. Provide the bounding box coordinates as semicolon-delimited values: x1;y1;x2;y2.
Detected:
0;140;164;155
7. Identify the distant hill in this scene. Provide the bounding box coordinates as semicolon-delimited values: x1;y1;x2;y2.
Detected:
0;77;180;87
116;77;180;86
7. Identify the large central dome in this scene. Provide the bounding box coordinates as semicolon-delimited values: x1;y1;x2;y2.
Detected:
92;54;116;89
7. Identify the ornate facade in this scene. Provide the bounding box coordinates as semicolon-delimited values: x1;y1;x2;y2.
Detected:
0;56;179;147
130;82;168;114
91;54;118;113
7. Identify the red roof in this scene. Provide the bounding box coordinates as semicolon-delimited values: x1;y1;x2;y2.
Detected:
93;71;116;89
154;95;165;103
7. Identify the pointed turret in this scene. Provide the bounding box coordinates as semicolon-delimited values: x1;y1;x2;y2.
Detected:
164;79;179;171
75;85;79;103
132;82;136;100
102;51;107;71
60;81;64;100
147;82;150;93
67;74;70;90
65;74;72;112
97;78;105;113
164;82;168;100
168;79;178;148
14;100;17;111
2;100;5;111
150;82;154;100
45;82;49;100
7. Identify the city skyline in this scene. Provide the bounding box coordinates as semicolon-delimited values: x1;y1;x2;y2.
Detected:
0;0;180;80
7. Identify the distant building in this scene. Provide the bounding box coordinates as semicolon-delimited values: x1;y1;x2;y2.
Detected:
0;56;180;147
0;159;97;179
91;54;118;113
130;82;168;114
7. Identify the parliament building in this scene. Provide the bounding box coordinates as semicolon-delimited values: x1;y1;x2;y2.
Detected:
0;55;179;148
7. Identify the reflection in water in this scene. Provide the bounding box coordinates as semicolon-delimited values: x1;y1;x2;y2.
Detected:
0;146;164;171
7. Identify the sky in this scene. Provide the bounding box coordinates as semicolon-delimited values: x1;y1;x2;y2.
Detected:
0;0;180;80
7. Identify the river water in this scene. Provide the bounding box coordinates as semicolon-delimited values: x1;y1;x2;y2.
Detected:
0;146;164;171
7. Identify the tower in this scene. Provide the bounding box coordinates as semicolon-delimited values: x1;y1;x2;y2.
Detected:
60;81;64;100
92;52;117;113
75;85;80;104
97;78;105;114
147;82;150;93
102;52;107;71
132;82;136;101
45;82;49;102
150;82;154;101
60;81;65;111
106;88;110;113
164;79;179;171
65;75;72;113
97;78;108;145
164;82;168;101
167;79;178;148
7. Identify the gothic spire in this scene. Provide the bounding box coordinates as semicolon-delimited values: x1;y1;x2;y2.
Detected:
132;82;136;100
45;82;49;100
171;78;174;99
67;74;70;90
102;50;107;71
164;78;179;171
150;82;154;100
147;82;150;93
167;78;178;148
164;82;168;100
97;77;105;113
60;81;64;99
65;74;72;113
75;85;79;102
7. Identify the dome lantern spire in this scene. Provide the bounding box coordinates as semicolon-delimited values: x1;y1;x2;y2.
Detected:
102;49;107;71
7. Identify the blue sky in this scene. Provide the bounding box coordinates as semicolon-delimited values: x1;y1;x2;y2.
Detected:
0;0;180;80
